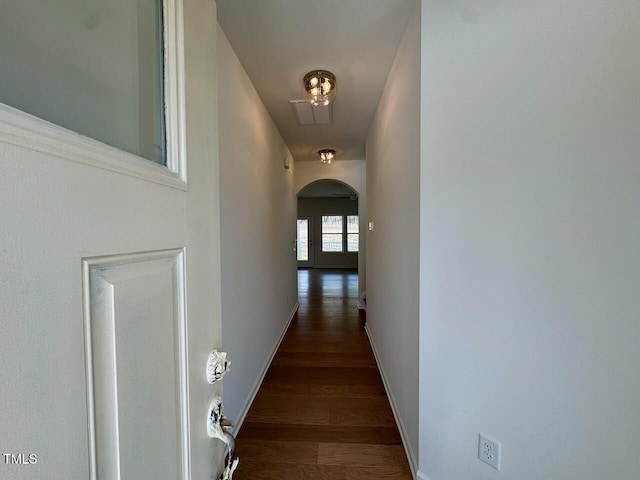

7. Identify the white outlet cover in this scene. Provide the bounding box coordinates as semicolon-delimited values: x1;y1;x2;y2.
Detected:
478;433;501;471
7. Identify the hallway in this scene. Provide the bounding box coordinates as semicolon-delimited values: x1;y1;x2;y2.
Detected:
235;269;412;479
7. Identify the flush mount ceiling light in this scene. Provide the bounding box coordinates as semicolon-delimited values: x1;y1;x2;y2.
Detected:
318;149;336;165
304;70;336;106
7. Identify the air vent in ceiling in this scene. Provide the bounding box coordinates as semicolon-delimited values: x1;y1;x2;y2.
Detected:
290;100;332;125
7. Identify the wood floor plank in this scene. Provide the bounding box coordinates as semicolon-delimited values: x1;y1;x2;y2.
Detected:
346;465;413;480
263;366;384;387
271;351;377;368
257;382;386;398
244;395;329;425
238;423;403;445
328;399;397;427
317;443;408;467
277;338;372;353
236;439;318;465
282;331;369;342
246;394;397;427
233;461;346;480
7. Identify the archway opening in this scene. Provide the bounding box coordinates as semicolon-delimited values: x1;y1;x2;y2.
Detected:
296;179;359;269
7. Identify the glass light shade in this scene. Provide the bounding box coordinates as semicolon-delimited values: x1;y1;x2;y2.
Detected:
319;149;336;165
304;70;336;106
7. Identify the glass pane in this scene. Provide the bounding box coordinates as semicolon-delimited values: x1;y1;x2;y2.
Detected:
347;234;359;252
0;0;166;164
322;215;343;234
322;234;343;252
296;219;308;261
347;215;359;233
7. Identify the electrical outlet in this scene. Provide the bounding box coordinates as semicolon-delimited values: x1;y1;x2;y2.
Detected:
478;433;501;471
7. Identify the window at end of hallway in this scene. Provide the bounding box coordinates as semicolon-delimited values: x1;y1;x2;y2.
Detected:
321;215;358;253
322;215;343;252
347;215;359;252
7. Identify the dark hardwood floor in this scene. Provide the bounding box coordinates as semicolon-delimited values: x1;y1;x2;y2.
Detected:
234;269;412;479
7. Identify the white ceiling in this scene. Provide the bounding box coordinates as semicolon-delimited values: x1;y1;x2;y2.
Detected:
216;0;416;162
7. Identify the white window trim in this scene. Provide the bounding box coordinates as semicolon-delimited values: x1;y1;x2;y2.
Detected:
0;0;187;190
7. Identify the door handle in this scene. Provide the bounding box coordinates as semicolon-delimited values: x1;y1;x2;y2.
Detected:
219;455;239;480
218;427;238;480
208;396;240;479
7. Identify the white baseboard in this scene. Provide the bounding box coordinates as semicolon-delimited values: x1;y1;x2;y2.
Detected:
365;323;418;480
231;301;299;435
417;472;433;480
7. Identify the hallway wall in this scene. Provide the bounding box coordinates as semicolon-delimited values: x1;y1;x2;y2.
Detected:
218;27;298;425
365;1;420;472
418;1;640;479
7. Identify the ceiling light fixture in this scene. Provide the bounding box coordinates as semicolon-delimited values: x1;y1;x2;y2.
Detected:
318;149;335;165
304;70;336;106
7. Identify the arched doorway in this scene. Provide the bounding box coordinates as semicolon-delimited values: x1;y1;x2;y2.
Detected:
296;179;359;270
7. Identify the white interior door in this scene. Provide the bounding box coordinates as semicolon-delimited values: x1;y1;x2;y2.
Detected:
0;1;225;479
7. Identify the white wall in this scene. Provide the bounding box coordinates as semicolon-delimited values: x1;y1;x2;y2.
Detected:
218;27;298;425
419;1;640;479
295;159;367;304
365;2;420;473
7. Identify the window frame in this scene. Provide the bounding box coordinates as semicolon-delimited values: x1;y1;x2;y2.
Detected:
0;0;187;190
320;214;359;254
346;215;359;253
296;218;310;261
321;215;344;253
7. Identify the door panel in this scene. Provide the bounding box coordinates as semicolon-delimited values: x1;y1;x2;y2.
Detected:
0;137;186;479
84;250;188;480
